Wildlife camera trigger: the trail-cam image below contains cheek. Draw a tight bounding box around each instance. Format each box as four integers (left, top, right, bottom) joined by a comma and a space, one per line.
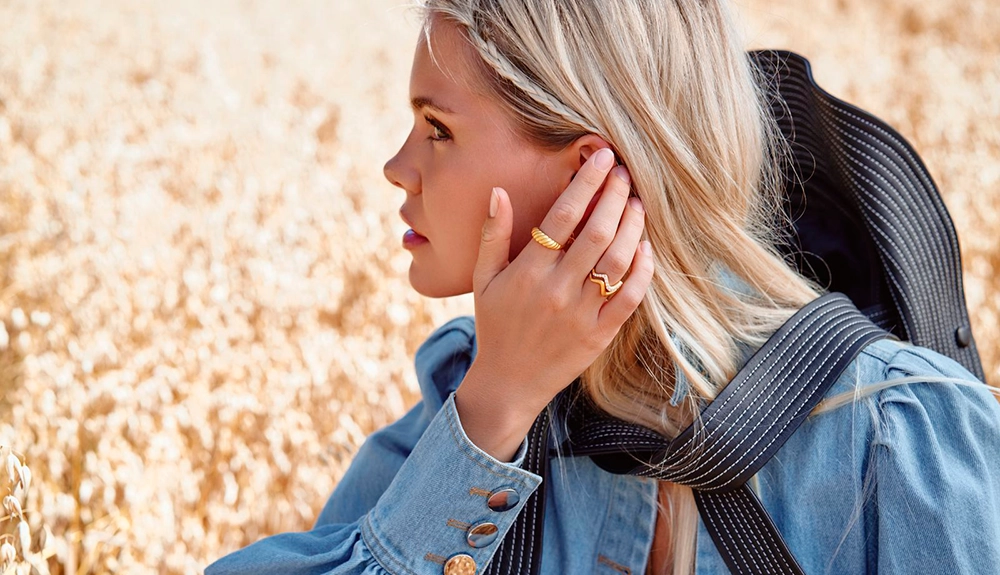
502, 165, 567, 258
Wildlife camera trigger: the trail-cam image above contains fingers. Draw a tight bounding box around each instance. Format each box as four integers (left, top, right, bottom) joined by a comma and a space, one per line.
597, 240, 654, 333
560, 163, 633, 276
531, 147, 617, 254
588, 194, 645, 290
473, 187, 512, 298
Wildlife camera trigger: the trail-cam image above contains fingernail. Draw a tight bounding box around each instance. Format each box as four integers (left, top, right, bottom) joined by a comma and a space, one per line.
641, 240, 652, 256
489, 188, 499, 218
628, 196, 643, 213
615, 166, 631, 185
594, 148, 614, 170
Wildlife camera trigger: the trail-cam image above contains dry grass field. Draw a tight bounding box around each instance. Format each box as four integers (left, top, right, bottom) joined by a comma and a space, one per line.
0, 0, 997, 572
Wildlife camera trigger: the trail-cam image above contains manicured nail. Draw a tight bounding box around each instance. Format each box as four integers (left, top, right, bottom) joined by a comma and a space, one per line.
615, 166, 631, 185
594, 148, 614, 170
628, 196, 643, 213
641, 240, 652, 256
489, 188, 499, 218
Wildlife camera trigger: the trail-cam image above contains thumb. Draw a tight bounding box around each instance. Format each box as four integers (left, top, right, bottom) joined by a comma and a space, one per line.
473, 187, 512, 297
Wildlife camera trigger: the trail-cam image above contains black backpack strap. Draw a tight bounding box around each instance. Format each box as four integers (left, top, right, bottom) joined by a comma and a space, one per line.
482, 407, 551, 575
569, 293, 891, 574
487, 293, 892, 575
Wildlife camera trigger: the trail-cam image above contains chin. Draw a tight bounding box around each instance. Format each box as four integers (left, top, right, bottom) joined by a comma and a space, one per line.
408, 265, 473, 298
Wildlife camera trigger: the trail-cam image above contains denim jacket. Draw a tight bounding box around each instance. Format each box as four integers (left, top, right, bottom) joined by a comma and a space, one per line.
207, 315, 1000, 575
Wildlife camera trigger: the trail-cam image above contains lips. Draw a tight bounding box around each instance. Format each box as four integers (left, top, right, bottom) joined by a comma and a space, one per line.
399, 208, 427, 238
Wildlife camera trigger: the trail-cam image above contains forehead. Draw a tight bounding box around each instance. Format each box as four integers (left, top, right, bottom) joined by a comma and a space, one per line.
410, 17, 491, 114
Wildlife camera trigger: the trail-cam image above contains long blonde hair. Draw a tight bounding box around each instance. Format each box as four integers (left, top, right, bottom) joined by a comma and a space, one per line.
418, 1, 820, 572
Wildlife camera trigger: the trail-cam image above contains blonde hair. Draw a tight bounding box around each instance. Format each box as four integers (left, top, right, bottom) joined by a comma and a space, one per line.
417, 1, 821, 572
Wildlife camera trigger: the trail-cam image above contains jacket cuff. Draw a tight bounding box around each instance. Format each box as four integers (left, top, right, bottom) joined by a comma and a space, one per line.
361, 392, 542, 575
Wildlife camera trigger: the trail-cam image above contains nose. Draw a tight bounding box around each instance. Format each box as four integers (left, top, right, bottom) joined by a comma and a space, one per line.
383, 144, 419, 195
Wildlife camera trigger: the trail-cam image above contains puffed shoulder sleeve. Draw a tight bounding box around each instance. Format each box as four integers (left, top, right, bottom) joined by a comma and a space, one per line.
206, 316, 540, 575
873, 346, 1000, 574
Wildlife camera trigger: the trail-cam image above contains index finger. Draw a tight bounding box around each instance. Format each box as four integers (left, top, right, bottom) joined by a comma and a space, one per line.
532, 147, 617, 252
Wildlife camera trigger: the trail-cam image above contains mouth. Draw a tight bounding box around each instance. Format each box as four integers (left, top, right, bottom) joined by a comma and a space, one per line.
399, 208, 429, 248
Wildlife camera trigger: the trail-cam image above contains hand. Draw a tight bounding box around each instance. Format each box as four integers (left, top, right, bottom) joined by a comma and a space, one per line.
455, 147, 654, 461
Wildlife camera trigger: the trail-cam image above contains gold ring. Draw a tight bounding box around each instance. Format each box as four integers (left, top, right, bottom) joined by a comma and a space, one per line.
589, 267, 624, 298
531, 227, 572, 251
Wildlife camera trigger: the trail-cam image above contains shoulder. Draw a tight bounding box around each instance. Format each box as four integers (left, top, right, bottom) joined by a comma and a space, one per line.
837, 338, 1000, 450
413, 315, 477, 412
819, 338, 1000, 449
830, 337, 987, 397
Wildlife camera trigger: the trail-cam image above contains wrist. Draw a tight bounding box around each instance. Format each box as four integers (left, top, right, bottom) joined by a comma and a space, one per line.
454, 362, 546, 462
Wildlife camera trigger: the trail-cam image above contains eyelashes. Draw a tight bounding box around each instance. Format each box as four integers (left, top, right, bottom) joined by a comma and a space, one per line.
424, 115, 452, 142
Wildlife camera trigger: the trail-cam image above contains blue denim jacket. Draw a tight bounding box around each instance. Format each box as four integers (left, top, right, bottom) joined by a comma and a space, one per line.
207, 315, 1000, 574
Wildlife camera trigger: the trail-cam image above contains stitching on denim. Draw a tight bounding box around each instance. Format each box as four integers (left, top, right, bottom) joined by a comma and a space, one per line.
424, 553, 446, 564
469, 487, 492, 497
597, 554, 632, 574
360, 513, 420, 575
447, 518, 472, 531
444, 399, 538, 488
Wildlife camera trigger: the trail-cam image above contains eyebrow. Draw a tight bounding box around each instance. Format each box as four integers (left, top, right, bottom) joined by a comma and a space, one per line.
410, 96, 456, 115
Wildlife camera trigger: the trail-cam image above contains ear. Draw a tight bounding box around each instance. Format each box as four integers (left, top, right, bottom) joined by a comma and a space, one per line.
556, 134, 615, 187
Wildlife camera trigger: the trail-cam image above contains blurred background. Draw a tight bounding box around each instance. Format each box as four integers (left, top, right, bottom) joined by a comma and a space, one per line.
0, 0, 996, 572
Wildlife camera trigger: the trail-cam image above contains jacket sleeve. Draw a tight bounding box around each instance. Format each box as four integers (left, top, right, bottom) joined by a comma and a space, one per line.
874, 346, 1000, 574
205, 317, 541, 575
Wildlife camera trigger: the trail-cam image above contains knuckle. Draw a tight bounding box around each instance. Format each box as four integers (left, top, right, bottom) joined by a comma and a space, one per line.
540, 289, 567, 312
585, 329, 609, 351
516, 265, 542, 286
550, 203, 577, 228
630, 207, 647, 228
609, 179, 631, 200
620, 287, 643, 308
606, 251, 631, 275
586, 225, 614, 247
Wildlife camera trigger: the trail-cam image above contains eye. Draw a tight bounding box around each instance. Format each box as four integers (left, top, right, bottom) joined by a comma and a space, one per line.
424, 115, 452, 142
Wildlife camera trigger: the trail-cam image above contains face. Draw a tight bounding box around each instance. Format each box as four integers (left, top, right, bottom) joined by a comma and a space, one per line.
384, 18, 571, 298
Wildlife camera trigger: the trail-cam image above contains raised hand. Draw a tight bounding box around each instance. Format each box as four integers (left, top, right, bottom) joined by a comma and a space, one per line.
456, 147, 654, 461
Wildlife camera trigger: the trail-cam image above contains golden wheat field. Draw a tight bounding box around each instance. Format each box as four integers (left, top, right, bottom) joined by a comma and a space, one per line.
0, 0, 997, 573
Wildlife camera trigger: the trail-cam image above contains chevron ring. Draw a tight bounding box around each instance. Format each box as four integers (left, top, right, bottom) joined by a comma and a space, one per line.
589, 267, 624, 298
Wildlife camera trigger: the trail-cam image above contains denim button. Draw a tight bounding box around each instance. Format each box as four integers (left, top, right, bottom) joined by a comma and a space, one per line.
466, 522, 499, 548
487, 488, 519, 512
444, 553, 476, 575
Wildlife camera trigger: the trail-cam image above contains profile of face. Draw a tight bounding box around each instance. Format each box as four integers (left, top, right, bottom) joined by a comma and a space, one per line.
384, 16, 606, 298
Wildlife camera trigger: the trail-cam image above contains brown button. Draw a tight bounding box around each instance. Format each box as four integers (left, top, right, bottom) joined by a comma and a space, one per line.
487, 488, 519, 512
444, 553, 477, 575
466, 522, 499, 548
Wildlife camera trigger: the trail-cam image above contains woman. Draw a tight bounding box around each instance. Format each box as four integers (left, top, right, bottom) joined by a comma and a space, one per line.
207, 0, 1000, 573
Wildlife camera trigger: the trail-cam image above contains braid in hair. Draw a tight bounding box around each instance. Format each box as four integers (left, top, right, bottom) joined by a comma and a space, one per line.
439, 8, 604, 136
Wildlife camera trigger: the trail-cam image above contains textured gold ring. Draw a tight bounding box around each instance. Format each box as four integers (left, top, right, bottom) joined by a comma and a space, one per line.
589, 267, 624, 298
531, 226, 572, 251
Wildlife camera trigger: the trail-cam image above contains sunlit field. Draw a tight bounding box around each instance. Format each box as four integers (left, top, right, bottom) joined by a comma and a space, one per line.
0, 0, 997, 572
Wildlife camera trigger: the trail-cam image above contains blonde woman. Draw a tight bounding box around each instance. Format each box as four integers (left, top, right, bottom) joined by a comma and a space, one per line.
208, 1, 1000, 574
